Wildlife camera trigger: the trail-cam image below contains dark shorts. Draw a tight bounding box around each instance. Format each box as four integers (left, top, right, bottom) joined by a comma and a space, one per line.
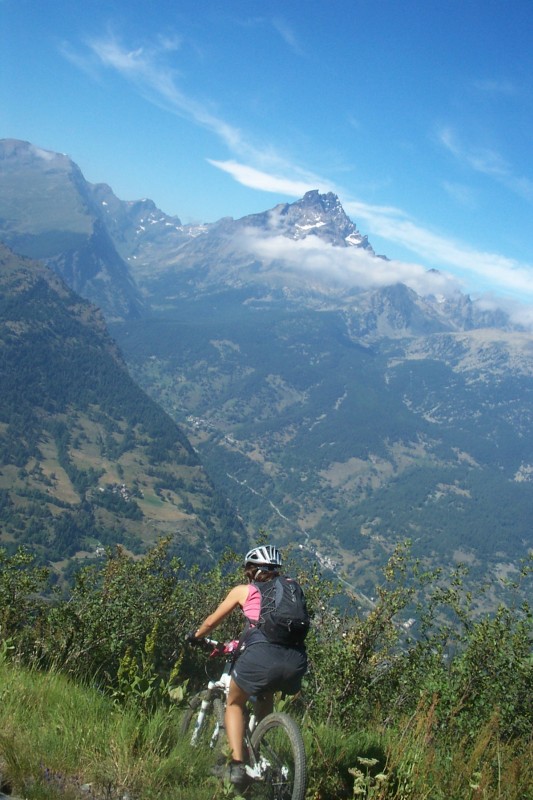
231, 641, 307, 697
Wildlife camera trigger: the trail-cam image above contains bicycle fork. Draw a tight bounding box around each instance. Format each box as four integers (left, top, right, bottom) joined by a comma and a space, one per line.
191, 672, 231, 746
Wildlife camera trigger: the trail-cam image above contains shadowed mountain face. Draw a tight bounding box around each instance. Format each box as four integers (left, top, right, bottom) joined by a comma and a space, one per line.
0, 243, 246, 574
2, 139, 532, 604
0, 140, 143, 320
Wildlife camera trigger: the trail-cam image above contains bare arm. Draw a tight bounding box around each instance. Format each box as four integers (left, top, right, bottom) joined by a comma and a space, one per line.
194, 584, 248, 639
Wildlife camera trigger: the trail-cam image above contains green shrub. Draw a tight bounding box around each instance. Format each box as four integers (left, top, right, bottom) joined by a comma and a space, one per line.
0, 541, 531, 799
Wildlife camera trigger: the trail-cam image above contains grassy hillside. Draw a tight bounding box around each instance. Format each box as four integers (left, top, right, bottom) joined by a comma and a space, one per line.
0, 660, 208, 800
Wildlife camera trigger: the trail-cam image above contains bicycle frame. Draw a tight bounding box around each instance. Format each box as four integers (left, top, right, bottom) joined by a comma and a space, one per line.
188, 639, 274, 780
185, 637, 307, 796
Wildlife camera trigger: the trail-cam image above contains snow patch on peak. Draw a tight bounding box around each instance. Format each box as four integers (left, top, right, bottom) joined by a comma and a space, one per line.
345, 232, 364, 247
296, 221, 327, 231
183, 224, 209, 238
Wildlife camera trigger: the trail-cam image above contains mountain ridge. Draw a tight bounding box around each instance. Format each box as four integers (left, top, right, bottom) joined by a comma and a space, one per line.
0, 139, 522, 338
1, 139, 532, 605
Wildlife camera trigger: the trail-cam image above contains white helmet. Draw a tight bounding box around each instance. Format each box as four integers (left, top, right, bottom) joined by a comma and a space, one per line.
244, 545, 282, 568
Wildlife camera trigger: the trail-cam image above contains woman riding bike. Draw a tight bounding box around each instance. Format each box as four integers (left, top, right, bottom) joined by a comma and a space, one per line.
188, 545, 308, 788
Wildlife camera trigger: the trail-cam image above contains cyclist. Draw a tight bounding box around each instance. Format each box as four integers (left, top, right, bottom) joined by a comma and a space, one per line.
188, 545, 307, 787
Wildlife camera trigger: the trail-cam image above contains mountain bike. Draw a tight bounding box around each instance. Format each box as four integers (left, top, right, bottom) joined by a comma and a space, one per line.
181, 638, 307, 800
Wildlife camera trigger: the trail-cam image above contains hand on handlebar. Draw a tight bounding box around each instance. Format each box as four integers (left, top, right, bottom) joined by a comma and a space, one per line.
185, 632, 220, 650
185, 633, 238, 656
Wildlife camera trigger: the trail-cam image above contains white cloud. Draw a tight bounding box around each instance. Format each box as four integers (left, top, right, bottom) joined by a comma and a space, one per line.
60, 40, 103, 82
75, 33, 318, 177
207, 159, 319, 196
472, 79, 520, 97
438, 126, 533, 201
344, 197, 533, 299
237, 227, 460, 298
272, 17, 304, 55
442, 181, 478, 210
81, 33, 247, 153
234, 226, 533, 329
206, 158, 533, 304
63, 31, 533, 310
439, 127, 508, 176
30, 145, 56, 162
475, 294, 533, 329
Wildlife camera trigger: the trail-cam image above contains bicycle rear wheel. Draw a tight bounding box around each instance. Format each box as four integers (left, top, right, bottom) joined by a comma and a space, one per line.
247, 712, 306, 800
180, 690, 225, 750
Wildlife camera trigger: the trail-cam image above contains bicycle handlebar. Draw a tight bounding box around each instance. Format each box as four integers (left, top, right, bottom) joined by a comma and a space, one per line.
189, 636, 240, 658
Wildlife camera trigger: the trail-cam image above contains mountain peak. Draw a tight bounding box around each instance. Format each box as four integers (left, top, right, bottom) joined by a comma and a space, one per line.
238, 189, 374, 252
278, 190, 374, 250
0, 139, 143, 320
300, 188, 341, 209
0, 138, 75, 173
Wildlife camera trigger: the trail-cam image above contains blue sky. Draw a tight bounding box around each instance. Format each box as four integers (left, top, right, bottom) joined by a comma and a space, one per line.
2, 0, 533, 318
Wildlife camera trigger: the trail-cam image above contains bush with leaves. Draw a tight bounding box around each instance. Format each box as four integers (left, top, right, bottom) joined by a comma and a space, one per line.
435, 604, 533, 742
303, 542, 424, 728
0, 546, 49, 645
31, 540, 243, 690
1, 538, 532, 799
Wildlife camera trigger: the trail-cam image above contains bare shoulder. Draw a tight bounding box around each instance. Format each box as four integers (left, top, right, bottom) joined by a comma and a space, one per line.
227, 583, 249, 606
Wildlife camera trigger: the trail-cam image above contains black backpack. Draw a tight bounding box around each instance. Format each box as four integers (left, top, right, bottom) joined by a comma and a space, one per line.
252, 576, 310, 646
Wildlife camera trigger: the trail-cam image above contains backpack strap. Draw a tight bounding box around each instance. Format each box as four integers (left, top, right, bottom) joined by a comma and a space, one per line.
253, 577, 280, 622
236, 577, 283, 652
235, 580, 270, 655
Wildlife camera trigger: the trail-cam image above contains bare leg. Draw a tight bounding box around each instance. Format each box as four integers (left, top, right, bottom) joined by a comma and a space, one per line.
226, 678, 249, 762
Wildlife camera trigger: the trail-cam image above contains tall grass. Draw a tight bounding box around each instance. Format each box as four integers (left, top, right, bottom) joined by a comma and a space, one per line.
366, 701, 533, 800
1, 657, 531, 799
0, 659, 216, 800
300, 702, 533, 799
1, 543, 531, 799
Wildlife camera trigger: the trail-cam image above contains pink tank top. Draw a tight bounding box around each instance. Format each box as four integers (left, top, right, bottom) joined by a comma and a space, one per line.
242, 583, 261, 623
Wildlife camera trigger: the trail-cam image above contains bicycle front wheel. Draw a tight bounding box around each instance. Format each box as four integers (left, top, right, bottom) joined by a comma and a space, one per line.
248, 712, 306, 800
180, 690, 225, 750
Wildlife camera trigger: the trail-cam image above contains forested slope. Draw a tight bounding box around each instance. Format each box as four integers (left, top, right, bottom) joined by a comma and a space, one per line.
0, 244, 245, 577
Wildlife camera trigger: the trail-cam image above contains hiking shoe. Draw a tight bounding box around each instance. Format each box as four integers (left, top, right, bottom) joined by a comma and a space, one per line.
229, 761, 247, 787
210, 760, 248, 788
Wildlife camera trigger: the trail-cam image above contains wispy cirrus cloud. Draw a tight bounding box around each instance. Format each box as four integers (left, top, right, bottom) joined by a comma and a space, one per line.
472, 78, 520, 97
62, 32, 533, 309
440, 126, 510, 177
442, 181, 478, 210
65, 31, 313, 176
63, 32, 248, 153
438, 126, 533, 201
207, 159, 323, 197
272, 17, 304, 55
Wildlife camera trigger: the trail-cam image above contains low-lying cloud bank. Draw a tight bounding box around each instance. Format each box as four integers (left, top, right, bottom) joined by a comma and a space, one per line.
237, 227, 533, 329
240, 228, 457, 295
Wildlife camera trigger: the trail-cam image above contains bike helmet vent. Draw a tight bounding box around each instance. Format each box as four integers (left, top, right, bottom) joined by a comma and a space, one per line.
244, 545, 282, 568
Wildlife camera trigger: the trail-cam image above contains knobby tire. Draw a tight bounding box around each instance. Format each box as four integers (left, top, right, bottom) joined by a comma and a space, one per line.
248, 711, 306, 800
